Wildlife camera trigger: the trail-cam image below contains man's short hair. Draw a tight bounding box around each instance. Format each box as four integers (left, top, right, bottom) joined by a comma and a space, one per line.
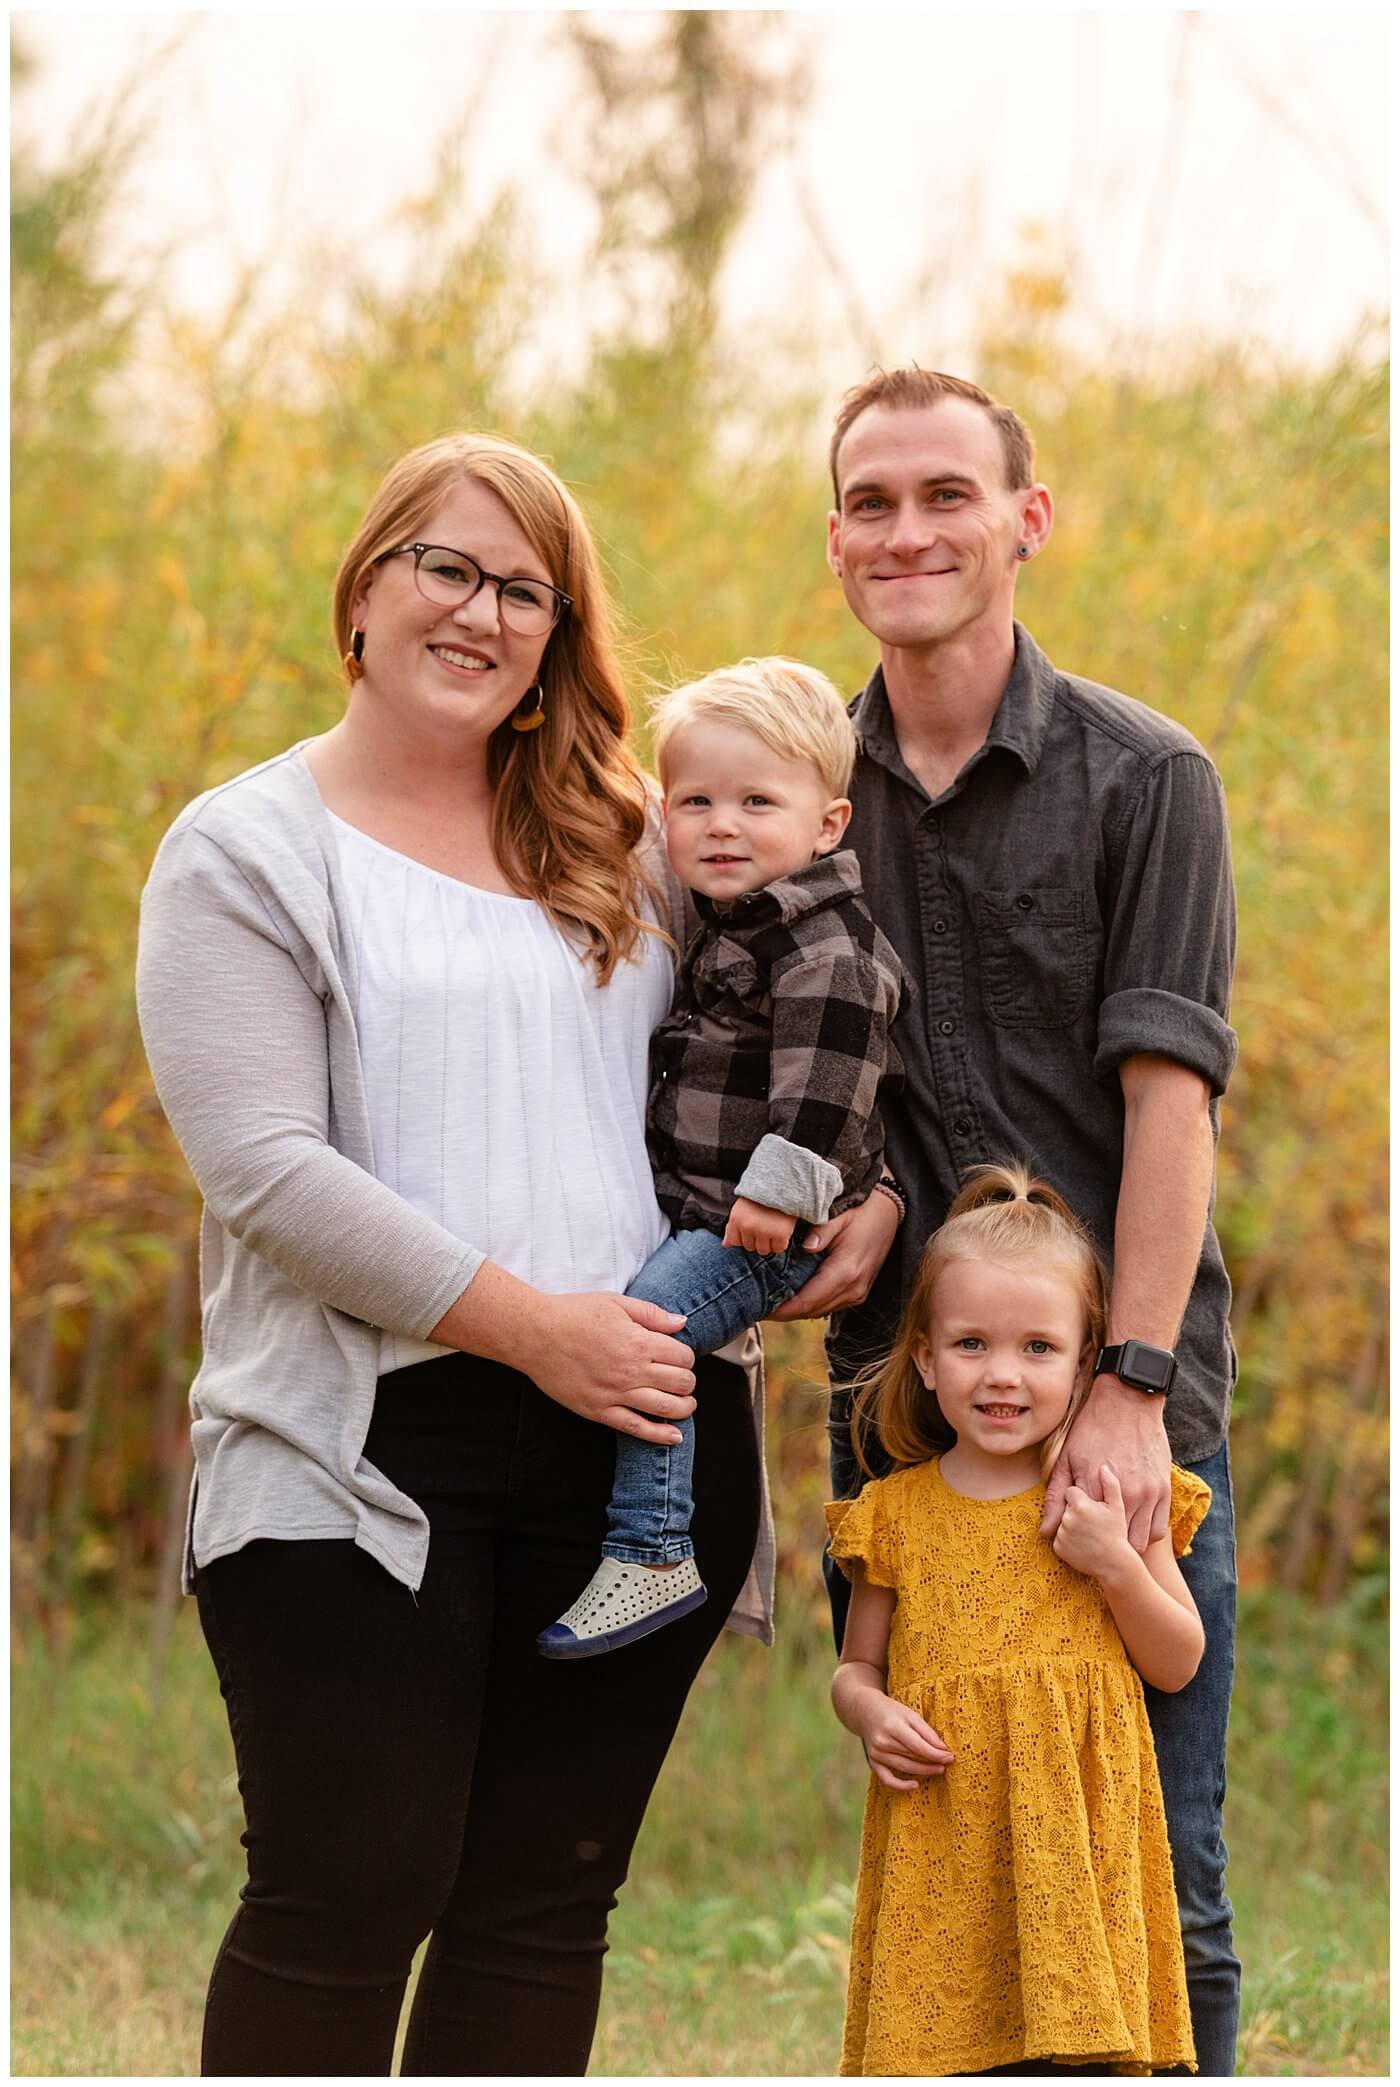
829, 366, 1035, 500
652, 657, 856, 799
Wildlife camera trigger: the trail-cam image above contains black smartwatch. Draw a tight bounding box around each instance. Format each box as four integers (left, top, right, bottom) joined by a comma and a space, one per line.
1095, 1340, 1177, 1396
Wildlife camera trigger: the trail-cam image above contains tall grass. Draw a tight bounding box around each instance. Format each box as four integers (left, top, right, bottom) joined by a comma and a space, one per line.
10, 1586, 1388, 2075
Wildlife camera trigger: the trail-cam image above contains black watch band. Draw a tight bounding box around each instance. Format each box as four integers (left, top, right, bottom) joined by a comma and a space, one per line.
1095, 1340, 1177, 1396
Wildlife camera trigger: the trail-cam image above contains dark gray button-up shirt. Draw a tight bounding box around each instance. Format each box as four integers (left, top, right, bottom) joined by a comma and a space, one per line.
830, 624, 1238, 1465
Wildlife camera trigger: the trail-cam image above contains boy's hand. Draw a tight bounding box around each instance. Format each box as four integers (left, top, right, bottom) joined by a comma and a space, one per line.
1051, 1464, 1137, 1582
857, 1696, 954, 1793
723, 1196, 797, 1255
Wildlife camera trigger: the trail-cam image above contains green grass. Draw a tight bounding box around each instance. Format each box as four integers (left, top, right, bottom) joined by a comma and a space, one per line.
11, 1588, 1388, 2075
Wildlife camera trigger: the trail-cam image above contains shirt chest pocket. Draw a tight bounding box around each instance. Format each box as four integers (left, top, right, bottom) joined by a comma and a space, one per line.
974, 885, 1093, 1029
695, 942, 761, 1017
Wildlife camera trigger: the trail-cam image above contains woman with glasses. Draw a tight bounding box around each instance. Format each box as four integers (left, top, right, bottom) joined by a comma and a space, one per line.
135, 434, 771, 2074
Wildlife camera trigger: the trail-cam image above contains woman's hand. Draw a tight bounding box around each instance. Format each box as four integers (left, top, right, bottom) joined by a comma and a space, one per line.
430, 1265, 697, 1445
518, 1292, 698, 1444
767, 1190, 900, 1320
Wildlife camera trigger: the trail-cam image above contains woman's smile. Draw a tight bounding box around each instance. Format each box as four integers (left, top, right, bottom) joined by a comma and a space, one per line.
429, 642, 495, 676
431, 642, 498, 676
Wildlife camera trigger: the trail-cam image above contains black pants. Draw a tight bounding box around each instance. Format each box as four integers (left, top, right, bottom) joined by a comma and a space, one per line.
193, 1350, 761, 2076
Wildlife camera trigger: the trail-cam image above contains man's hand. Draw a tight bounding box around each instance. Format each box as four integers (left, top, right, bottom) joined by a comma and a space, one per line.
723, 1196, 797, 1255
767, 1190, 900, 1320
1040, 1375, 1171, 1552
1055, 1050, 1209, 1551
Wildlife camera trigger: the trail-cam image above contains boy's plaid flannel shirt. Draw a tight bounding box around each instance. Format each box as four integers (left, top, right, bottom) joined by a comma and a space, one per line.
647, 849, 904, 1234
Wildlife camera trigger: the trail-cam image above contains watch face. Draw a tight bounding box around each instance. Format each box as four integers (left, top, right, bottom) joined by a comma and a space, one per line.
1121, 1340, 1174, 1391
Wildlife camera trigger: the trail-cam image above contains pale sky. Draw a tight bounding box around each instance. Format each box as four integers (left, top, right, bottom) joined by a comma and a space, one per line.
12, 8, 1390, 390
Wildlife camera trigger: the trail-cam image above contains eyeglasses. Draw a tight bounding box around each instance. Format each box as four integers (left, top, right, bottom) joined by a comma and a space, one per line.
380, 542, 572, 637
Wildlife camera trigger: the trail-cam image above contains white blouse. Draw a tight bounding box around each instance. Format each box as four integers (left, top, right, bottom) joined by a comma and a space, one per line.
328, 813, 674, 1374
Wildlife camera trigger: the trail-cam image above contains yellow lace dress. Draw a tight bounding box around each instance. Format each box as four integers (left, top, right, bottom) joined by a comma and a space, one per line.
826, 1460, 1210, 2077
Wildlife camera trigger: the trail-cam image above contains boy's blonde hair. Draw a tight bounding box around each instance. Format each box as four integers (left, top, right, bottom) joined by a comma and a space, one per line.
851, 1160, 1109, 1482
651, 656, 856, 798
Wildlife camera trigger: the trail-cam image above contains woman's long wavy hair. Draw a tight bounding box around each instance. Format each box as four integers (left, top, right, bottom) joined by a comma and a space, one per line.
851, 1160, 1109, 1481
332, 433, 662, 983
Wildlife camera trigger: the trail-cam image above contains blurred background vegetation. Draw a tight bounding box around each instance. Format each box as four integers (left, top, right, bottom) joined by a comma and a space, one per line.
10, 13, 1388, 2077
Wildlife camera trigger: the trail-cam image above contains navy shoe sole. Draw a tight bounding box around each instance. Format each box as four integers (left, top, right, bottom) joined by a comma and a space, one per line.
535, 1582, 708, 1660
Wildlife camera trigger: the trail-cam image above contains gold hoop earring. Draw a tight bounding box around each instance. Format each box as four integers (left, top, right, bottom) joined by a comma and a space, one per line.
511, 683, 545, 733
343, 628, 366, 682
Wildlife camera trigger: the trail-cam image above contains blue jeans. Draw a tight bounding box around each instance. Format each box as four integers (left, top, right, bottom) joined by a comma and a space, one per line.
1141, 1441, 1242, 2077
825, 1430, 1241, 2077
603, 1228, 822, 1566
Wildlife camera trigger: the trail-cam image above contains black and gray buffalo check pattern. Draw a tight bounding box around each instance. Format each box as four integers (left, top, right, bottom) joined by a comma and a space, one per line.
648, 850, 904, 1234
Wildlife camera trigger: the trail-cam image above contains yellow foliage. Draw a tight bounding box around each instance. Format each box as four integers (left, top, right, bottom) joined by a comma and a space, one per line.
9, 186, 1387, 1608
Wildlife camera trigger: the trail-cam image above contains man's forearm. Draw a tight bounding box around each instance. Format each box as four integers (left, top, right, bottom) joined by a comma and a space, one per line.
1108, 1053, 1216, 1353
1043, 1055, 1216, 1545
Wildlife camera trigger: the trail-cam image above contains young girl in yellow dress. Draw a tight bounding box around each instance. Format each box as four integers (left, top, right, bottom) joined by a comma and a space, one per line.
828, 1163, 1207, 2077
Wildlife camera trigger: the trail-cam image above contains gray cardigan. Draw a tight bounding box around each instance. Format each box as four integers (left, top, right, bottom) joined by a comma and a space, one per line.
135, 742, 775, 1641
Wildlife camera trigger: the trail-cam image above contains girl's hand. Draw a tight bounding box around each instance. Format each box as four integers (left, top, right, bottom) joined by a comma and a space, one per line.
1041, 1379, 1172, 1551
857, 1696, 954, 1793
723, 1196, 797, 1255
518, 1292, 698, 1445
1051, 1463, 1137, 1582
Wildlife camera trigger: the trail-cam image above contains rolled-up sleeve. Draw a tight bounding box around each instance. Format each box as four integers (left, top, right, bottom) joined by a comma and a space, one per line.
1093, 751, 1238, 1096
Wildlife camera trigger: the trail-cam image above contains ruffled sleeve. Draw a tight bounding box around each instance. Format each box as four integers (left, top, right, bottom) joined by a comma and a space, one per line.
825, 1478, 898, 1589
1169, 1466, 1212, 1557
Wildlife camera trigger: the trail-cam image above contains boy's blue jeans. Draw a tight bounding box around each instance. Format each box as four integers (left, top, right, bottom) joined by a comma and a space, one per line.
603, 1227, 822, 1565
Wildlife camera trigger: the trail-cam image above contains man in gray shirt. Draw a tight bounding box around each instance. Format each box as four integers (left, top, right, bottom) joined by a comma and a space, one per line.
776, 367, 1241, 2072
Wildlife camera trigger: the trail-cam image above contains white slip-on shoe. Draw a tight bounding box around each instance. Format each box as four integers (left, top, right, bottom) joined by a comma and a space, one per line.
536, 1556, 708, 1660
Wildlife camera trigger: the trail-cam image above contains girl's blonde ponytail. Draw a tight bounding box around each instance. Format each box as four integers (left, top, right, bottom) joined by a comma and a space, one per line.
945, 1158, 1079, 1227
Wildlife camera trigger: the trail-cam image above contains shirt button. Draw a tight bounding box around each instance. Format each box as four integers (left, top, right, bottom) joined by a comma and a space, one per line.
932, 918, 949, 934
953, 1117, 972, 1137
938, 1019, 956, 1036
1015, 893, 1035, 911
